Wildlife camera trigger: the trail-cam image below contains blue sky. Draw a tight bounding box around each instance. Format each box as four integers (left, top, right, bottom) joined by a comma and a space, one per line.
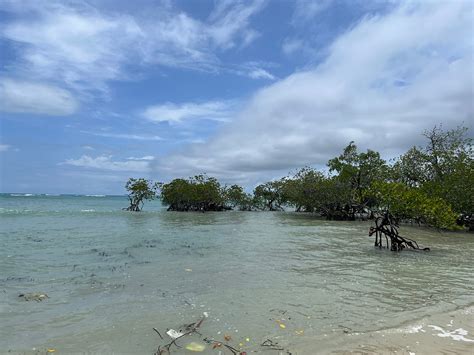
0, 0, 472, 194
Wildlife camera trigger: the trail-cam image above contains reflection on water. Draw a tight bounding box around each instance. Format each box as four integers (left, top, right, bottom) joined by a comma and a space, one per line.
0, 195, 473, 353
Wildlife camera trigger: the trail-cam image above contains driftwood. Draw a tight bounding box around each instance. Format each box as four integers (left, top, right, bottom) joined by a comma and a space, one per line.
154, 317, 205, 355
369, 212, 430, 251
261, 339, 285, 351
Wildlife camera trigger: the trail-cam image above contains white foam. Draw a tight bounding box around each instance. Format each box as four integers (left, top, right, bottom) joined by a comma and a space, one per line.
428, 325, 474, 342
406, 325, 425, 333
391, 324, 426, 334
461, 306, 474, 315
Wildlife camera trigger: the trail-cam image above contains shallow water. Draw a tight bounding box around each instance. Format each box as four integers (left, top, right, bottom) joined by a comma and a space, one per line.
1, 194, 473, 354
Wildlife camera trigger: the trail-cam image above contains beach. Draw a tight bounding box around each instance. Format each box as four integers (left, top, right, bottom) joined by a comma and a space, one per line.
297, 305, 474, 354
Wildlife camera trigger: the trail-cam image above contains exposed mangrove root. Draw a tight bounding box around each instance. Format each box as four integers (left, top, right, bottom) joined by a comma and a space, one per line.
122, 196, 143, 211
369, 212, 430, 251
166, 202, 232, 212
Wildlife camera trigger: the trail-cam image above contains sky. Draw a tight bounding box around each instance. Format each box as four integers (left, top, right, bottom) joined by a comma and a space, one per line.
0, 0, 472, 194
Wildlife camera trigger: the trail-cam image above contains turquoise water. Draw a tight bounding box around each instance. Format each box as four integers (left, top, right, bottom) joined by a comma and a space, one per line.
1, 194, 473, 354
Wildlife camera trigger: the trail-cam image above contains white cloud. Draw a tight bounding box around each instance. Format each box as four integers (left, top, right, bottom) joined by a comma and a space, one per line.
0, 79, 78, 115
0, 144, 11, 152
140, 11, 216, 71
231, 61, 277, 80
207, 0, 265, 49
1, 0, 267, 96
127, 156, 155, 161
143, 100, 237, 123
247, 68, 276, 80
1, 3, 142, 94
139, 1, 266, 70
62, 155, 152, 172
282, 38, 304, 56
292, 0, 331, 24
156, 1, 473, 183
80, 131, 162, 141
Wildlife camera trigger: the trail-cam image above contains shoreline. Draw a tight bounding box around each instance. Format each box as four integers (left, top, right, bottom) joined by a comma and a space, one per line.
294, 304, 474, 354
3, 305, 473, 354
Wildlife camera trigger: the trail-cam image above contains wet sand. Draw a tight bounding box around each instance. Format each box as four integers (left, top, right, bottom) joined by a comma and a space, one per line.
296, 305, 474, 354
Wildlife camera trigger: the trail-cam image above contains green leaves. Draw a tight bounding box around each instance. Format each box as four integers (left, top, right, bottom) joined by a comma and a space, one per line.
370, 181, 458, 229
224, 184, 253, 210
389, 124, 473, 228
124, 178, 159, 211
253, 180, 287, 211
328, 141, 388, 205
128, 125, 472, 230
160, 174, 232, 211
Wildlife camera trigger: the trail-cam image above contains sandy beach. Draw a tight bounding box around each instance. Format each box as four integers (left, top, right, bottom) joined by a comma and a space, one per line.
296, 305, 474, 354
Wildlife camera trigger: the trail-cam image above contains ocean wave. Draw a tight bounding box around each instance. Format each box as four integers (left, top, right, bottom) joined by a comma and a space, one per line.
81, 209, 96, 212
0, 208, 34, 214
10, 193, 35, 197
85, 195, 106, 197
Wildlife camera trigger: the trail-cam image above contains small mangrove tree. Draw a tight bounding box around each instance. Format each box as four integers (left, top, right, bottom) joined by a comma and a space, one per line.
124, 178, 159, 211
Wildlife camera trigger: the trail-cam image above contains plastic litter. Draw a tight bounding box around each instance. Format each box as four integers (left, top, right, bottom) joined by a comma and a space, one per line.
166, 329, 184, 339
19, 293, 49, 302
185, 342, 205, 352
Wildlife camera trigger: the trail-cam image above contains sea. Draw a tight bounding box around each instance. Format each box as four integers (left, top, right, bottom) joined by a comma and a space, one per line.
1, 193, 473, 354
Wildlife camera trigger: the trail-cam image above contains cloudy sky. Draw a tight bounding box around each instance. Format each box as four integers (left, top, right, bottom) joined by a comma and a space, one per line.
0, 0, 472, 194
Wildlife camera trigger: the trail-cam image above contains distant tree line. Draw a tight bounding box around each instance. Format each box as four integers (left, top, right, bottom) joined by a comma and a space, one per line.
125, 125, 473, 231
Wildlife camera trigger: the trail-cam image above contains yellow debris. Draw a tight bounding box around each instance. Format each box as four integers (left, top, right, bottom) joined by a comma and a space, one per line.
185, 342, 205, 352
245, 337, 250, 342
279, 323, 286, 329
47, 349, 56, 353
295, 330, 304, 335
